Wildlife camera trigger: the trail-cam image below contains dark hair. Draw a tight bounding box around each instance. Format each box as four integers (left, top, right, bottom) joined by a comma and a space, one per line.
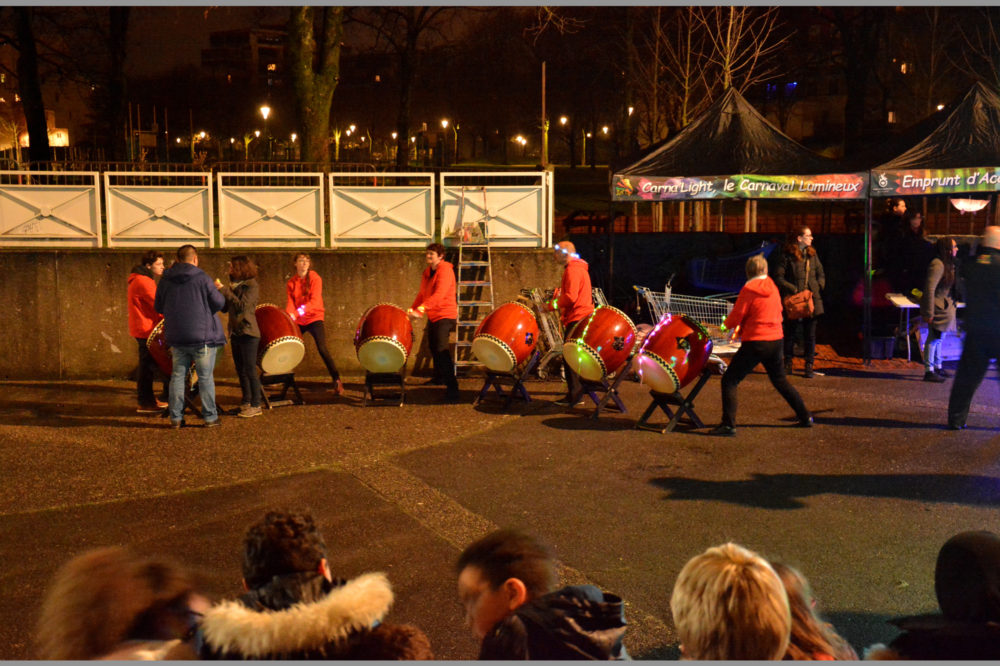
426, 242, 446, 257
904, 211, 925, 238
784, 226, 815, 260
229, 255, 258, 281
242, 510, 328, 590
293, 253, 312, 299
177, 244, 197, 263
141, 250, 163, 267
888, 197, 906, 212
456, 529, 557, 599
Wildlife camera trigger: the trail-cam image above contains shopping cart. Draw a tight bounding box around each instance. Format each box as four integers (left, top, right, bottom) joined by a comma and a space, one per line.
634, 284, 739, 353
520, 287, 612, 379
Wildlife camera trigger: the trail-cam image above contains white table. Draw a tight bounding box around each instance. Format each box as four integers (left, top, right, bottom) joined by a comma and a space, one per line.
885, 292, 964, 362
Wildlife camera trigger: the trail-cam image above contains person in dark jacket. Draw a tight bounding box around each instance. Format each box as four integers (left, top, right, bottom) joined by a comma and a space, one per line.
154, 244, 226, 428
947, 226, 1000, 430
198, 509, 432, 660
920, 236, 958, 383
897, 211, 934, 296
127, 250, 167, 413
775, 226, 825, 378
864, 531, 1000, 660
456, 528, 628, 660
218, 256, 262, 418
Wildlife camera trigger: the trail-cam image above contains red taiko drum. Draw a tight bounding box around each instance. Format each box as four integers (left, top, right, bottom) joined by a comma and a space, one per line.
146, 319, 173, 376
563, 305, 637, 382
354, 303, 413, 374
255, 303, 305, 375
636, 313, 714, 393
472, 302, 539, 373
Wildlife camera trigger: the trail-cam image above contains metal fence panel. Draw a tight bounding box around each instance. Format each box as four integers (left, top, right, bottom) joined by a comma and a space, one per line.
105, 172, 213, 248
329, 172, 434, 247
218, 172, 324, 248
440, 171, 552, 247
0, 171, 101, 247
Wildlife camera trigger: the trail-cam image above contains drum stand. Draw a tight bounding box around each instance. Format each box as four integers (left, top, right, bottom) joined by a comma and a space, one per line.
364, 372, 405, 407
474, 350, 541, 408
576, 356, 635, 420
260, 372, 304, 409
635, 360, 723, 434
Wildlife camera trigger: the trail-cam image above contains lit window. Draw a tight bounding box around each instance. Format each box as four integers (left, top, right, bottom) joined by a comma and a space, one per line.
900, 62, 909, 74
267, 63, 277, 71
14, 93, 19, 101
374, 74, 380, 82
888, 111, 897, 124
227, 74, 232, 83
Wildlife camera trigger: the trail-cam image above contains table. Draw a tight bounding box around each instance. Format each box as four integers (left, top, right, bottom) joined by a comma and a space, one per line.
885, 292, 964, 362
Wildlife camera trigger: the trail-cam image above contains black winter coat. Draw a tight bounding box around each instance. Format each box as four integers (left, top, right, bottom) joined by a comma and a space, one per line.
960, 247, 1000, 336
775, 247, 826, 317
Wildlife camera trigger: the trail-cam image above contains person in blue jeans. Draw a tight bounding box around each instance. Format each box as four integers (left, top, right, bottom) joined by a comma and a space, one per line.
154, 244, 226, 428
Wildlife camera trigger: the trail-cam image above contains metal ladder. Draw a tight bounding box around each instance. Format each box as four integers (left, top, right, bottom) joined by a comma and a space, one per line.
454, 218, 494, 372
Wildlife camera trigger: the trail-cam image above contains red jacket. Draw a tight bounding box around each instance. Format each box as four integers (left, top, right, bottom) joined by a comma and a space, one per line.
127, 268, 162, 338
286, 270, 325, 325
724, 275, 784, 341
411, 261, 458, 322
557, 258, 594, 326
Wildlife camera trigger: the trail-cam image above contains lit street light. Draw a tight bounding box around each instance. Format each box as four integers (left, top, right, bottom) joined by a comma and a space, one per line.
259, 105, 271, 160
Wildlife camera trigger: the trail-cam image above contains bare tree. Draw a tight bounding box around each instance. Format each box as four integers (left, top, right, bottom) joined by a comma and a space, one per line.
691, 6, 786, 93
287, 6, 344, 163
11, 8, 50, 162
955, 7, 1000, 89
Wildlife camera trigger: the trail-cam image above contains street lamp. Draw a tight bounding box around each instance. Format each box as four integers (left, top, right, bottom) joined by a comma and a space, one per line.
259, 105, 271, 159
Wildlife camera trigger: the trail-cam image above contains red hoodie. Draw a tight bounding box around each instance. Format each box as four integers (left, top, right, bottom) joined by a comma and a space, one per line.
724, 275, 784, 341
127, 269, 162, 338
411, 260, 458, 322
557, 257, 594, 326
286, 270, 325, 326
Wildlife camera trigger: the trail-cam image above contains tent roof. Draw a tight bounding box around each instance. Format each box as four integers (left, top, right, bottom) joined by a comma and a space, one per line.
877, 81, 1000, 170
615, 88, 839, 178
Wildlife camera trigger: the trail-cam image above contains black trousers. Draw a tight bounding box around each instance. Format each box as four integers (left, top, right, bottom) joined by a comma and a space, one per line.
563, 320, 584, 400
721, 339, 810, 428
299, 320, 340, 381
783, 316, 818, 361
231, 334, 262, 407
428, 318, 458, 392
947, 331, 1000, 427
135, 337, 166, 406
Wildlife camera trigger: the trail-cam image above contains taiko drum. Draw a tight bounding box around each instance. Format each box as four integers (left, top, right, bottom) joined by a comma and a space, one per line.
636, 313, 714, 393
562, 305, 638, 382
146, 319, 173, 376
472, 302, 540, 373
255, 303, 306, 375
354, 303, 413, 374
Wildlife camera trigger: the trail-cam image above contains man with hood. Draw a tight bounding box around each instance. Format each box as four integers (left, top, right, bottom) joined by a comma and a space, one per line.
154, 244, 226, 428
947, 226, 1000, 430
709, 253, 812, 436
553, 241, 594, 407
127, 250, 166, 413
198, 510, 432, 660
456, 528, 628, 660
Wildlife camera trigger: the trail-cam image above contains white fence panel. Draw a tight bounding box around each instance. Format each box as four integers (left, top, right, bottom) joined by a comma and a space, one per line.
0, 171, 101, 247
440, 171, 553, 248
105, 172, 213, 248
218, 172, 324, 248
329, 172, 434, 247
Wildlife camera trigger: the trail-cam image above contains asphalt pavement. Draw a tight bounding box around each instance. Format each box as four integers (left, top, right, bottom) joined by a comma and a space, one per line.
1, 350, 999, 659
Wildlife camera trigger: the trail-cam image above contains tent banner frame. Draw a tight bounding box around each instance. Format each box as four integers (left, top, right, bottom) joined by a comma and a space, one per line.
612, 172, 868, 201
870, 167, 1000, 197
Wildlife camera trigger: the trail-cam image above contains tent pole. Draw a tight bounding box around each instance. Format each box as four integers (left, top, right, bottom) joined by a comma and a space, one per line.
607, 198, 615, 302
863, 195, 873, 367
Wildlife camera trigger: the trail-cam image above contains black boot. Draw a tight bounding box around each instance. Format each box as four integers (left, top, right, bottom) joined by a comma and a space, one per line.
803, 360, 815, 379
784, 357, 794, 375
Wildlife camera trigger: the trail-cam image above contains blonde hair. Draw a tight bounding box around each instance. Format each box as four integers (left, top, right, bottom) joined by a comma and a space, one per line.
772, 562, 857, 660
746, 253, 769, 279
670, 542, 791, 660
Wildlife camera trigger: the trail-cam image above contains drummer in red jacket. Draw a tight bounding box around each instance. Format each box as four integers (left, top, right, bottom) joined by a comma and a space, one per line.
286, 253, 344, 396
553, 241, 594, 407
709, 253, 812, 436
127, 250, 166, 413
408, 242, 460, 402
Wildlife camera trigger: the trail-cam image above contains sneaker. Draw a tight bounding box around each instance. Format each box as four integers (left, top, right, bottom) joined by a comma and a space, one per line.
554, 397, 584, 407
923, 371, 946, 383
936, 368, 951, 378
204, 419, 221, 428
170, 420, 185, 429
136, 404, 162, 414
227, 403, 250, 416
238, 405, 263, 418
947, 422, 967, 431
796, 415, 814, 428
708, 424, 736, 437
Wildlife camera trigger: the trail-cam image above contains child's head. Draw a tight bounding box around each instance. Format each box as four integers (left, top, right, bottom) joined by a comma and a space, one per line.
671, 542, 791, 660
242, 510, 329, 590
455, 529, 558, 639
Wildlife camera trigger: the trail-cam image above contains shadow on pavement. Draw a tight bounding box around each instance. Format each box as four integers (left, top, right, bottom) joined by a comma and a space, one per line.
815, 415, 946, 429
540, 415, 636, 432
820, 368, 921, 380
649, 473, 1000, 509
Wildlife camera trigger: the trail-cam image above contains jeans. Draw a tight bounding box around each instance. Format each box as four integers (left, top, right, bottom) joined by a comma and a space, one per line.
721, 339, 810, 428
428, 318, 458, 393
169, 344, 220, 423
924, 328, 942, 372
231, 335, 262, 407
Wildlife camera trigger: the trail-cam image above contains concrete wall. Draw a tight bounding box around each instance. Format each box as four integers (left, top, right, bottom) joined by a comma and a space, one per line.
0, 249, 562, 380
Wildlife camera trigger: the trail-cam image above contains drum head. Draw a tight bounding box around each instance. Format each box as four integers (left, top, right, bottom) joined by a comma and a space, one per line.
358, 338, 407, 374
260, 337, 305, 375
563, 340, 605, 382
472, 336, 515, 373
637, 352, 681, 394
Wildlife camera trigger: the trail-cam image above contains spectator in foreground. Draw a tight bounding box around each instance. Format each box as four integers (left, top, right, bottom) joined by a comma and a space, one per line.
198, 509, 432, 660
34, 546, 207, 660
670, 542, 791, 660
865, 530, 1000, 660
771, 562, 857, 660
456, 528, 628, 659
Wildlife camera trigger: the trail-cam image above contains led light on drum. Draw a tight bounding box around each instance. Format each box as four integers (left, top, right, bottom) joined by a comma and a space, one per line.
471, 302, 539, 373
636, 313, 714, 393
562, 305, 638, 382
255, 303, 306, 375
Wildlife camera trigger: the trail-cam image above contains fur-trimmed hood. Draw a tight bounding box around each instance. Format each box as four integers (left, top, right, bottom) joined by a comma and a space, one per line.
199, 571, 396, 659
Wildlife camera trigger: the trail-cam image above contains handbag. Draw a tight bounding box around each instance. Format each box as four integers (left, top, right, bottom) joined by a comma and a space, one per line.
783, 258, 814, 320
